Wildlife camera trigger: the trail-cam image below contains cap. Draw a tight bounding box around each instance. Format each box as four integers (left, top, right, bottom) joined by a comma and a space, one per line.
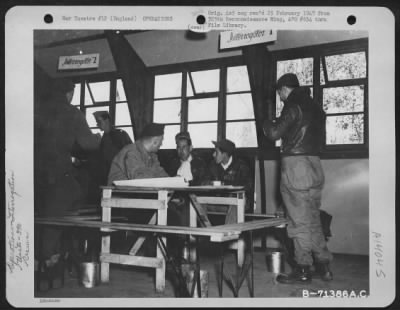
275, 73, 300, 90
93, 110, 110, 120
212, 139, 236, 154
140, 123, 165, 138
52, 78, 75, 94
175, 131, 191, 143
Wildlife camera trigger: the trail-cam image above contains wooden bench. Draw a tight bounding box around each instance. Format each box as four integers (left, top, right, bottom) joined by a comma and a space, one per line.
35, 216, 287, 297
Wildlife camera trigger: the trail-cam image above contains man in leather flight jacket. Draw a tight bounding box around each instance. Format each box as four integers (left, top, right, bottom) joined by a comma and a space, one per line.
263, 73, 333, 284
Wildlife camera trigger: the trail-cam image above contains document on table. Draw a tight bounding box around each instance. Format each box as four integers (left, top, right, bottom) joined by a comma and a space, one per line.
113, 177, 189, 187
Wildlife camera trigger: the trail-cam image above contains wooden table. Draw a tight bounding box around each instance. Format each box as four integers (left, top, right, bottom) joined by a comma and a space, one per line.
100, 185, 246, 293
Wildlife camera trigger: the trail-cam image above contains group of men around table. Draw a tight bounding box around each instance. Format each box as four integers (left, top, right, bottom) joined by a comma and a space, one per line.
35, 72, 333, 288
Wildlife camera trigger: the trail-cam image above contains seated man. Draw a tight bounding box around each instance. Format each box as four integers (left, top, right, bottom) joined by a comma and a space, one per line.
107, 122, 168, 184
207, 139, 254, 221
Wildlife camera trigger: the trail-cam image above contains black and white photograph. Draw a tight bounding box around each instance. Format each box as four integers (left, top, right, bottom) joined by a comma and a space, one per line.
5, 6, 396, 308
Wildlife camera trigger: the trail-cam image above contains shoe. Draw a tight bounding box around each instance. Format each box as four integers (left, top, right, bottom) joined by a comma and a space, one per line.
315, 262, 333, 281
276, 265, 312, 284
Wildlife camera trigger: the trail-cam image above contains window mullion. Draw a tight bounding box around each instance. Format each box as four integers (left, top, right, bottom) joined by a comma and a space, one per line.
181, 70, 188, 131
109, 78, 117, 125
218, 66, 227, 140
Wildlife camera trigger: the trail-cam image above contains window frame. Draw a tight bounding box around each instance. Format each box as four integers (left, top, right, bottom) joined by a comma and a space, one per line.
270, 38, 369, 159
150, 56, 258, 150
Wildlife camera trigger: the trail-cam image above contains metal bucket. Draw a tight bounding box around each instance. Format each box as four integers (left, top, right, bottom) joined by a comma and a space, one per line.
266, 251, 285, 274
79, 262, 100, 288
181, 264, 209, 297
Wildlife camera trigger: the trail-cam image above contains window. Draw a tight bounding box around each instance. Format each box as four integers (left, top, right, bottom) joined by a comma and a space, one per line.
273, 39, 368, 154
153, 64, 257, 149
72, 78, 135, 142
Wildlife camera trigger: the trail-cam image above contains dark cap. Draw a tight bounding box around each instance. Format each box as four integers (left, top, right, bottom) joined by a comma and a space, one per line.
212, 139, 236, 154
140, 123, 165, 138
175, 131, 191, 143
275, 73, 300, 90
93, 110, 110, 120
52, 78, 75, 94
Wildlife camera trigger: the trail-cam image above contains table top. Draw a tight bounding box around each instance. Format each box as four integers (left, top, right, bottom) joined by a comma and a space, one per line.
101, 185, 245, 193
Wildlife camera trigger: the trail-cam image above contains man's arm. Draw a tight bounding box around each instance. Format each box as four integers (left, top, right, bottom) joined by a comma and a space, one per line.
74, 110, 101, 150
263, 105, 299, 141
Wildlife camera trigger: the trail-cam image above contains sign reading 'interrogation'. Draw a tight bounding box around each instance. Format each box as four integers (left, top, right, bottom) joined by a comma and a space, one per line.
220, 29, 277, 49
58, 53, 100, 70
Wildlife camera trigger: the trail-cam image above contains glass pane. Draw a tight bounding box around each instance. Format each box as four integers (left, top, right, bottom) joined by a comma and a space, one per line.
186, 74, 194, 97
226, 94, 254, 120
153, 99, 181, 123
276, 87, 312, 117
160, 124, 180, 149
226, 121, 257, 148
116, 79, 126, 102
189, 69, 220, 94
325, 52, 367, 80
227, 66, 251, 92
70, 83, 81, 106
188, 98, 218, 122
277, 58, 313, 86
326, 114, 364, 145
154, 73, 182, 99
187, 123, 218, 148
323, 86, 364, 114
115, 102, 131, 126
89, 81, 110, 102
115, 126, 135, 142
85, 106, 110, 128
320, 58, 325, 85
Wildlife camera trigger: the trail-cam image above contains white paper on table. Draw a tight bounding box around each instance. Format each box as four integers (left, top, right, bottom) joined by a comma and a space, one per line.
113, 176, 188, 188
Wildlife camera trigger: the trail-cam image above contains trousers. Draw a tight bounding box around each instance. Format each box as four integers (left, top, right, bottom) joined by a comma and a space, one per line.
280, 156, 333, 266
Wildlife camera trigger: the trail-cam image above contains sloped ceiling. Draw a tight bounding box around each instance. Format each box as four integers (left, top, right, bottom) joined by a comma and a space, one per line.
34, 30, 368, 78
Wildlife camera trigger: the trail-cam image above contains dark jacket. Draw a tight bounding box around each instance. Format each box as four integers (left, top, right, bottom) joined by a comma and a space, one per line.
208, 156, 254, 211
263, 87, 326, 156
167, 153, 210, 186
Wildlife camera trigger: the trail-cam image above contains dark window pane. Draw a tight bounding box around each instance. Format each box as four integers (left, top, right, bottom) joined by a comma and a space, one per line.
115, 102, 131, 126
227, 66, 251, 92
325, 52, 367, 80
323, 86, 364, 114
160, 125, 180, 149
187, 123, 218, 148
188, 69, 219, 94
188, 97, 218, 122
116, 79, 126, 102
277, 57, 313, 86
71, 83, 81, 106
86, 106, 109, 128
89, 81, 110, 102
154, 73, 182, 99
153, 99, 181, 124
326, 114, 364, 145
226, 121, 257, 147
226, 93, 254, 120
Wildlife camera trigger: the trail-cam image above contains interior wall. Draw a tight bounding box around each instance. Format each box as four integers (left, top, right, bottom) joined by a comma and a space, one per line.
255, 158, 369, 255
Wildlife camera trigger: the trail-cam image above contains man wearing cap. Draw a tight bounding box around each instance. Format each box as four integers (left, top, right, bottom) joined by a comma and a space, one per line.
93, 111, 132, 185
263, 73, 333, 284
208, 139, 253, 214
107, 122, 169, 185
35, 78, 101, 273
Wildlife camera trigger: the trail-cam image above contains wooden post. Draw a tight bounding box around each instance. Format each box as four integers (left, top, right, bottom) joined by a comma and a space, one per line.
101, 188, 112, 283
155, 190, 168, 293
189, 198, 197, 262
237, 191, 246, 267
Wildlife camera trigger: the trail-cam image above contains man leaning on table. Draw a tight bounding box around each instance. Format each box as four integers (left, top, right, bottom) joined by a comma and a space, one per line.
107, 122, 169, 185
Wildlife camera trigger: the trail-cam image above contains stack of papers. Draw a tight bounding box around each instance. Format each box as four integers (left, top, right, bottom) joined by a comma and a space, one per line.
113, 177, 188, 188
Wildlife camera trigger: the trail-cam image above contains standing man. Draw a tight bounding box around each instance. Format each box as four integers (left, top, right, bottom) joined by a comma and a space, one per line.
107, 122, 168, 185
35, 78, 101, 270
263, 73, 333, 284
93, 111, 132, 185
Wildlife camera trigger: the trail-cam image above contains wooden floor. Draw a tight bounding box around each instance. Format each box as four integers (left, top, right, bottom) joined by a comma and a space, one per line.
35, 242, 369, 301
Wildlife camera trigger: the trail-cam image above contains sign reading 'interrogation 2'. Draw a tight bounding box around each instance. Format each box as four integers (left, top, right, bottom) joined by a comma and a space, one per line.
58, 53, 100, 70
220, 30, 277, 49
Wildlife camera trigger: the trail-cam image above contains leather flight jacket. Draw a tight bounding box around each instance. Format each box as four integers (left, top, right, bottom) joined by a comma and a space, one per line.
263, 87, 326, 156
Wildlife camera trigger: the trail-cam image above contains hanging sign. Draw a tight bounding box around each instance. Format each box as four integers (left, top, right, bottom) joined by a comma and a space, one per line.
58, 53, 100, 70
220, 29, 277, 49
